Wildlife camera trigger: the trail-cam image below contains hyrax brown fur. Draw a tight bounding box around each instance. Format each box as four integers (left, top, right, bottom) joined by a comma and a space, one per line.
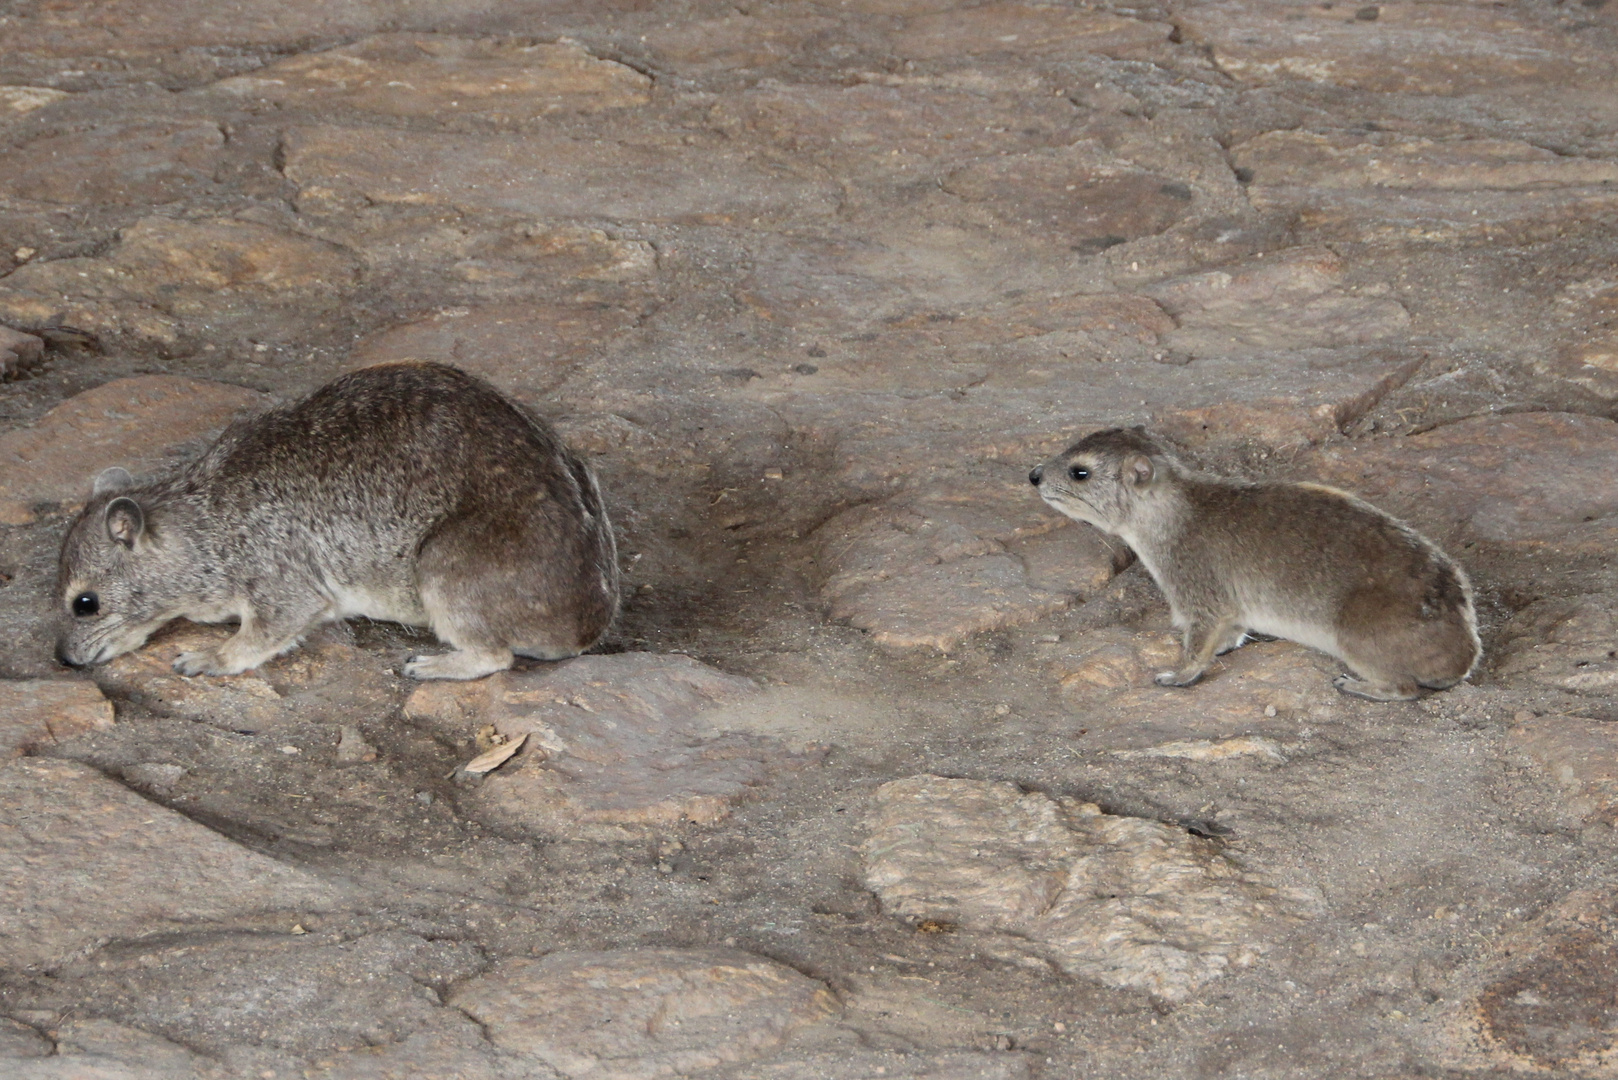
57, 362, 619, 681
1030, 428, 1480, 701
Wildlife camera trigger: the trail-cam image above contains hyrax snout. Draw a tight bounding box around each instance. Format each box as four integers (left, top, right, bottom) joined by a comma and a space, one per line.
56, 361, 620, 681
1030, 427, 1481, 701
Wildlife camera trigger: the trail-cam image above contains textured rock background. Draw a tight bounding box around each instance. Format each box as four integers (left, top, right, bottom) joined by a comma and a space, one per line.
1, 0, 1616, 1075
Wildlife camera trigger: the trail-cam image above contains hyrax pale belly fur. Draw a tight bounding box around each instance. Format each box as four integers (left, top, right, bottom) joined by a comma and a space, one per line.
1030, 428, 1480, 701
57, 361, 620, 681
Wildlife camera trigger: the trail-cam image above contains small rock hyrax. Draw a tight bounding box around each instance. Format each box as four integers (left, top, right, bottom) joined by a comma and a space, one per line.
56, 361, 620, 681
1030, 427, 1481, 701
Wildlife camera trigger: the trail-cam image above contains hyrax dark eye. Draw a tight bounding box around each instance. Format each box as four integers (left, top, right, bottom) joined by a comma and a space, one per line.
1068, 465, 1090, 481
72, 592, 100, 617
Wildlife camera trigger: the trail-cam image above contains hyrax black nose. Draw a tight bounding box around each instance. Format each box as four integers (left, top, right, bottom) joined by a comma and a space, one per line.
1029, 465, 1044, 486
55, 641, 84, 669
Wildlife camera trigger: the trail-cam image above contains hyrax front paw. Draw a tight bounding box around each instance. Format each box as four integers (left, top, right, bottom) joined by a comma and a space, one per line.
174, 650, 233, 677
1154, 668, 1204, 688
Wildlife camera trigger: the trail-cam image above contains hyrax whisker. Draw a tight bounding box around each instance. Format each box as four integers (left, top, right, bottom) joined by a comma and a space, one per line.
1030, 427, 1480, 701
55, 362, 620, 681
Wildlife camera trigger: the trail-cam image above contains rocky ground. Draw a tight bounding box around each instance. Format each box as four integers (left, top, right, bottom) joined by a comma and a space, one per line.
1, 0, 1617, 1076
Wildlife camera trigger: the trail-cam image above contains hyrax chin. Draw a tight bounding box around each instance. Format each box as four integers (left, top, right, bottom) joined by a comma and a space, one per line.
1029, 427, 1481, 702
56, 361, 620, 682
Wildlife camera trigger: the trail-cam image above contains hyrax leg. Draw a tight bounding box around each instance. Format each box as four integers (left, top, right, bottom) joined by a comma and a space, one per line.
1332, 672, 1421, 702
1331, 614, 1466, 702
404, 579, 515, 681
405, 515, 528, 682
403, 636, 513, 681
1155, 615, 1238, 688
1213, 624, 1250, 657
174, 605, 318, 677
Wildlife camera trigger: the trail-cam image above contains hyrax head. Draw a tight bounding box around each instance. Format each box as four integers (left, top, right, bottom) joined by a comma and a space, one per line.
1028, 426, 1176, 534
55, 468, 179, 668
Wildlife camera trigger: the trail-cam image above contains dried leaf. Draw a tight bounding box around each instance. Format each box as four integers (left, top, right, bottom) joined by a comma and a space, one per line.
462, 732, 528, 775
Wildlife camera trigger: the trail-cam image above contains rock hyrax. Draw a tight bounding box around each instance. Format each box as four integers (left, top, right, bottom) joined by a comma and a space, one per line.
1030, 427, 1480, 701
57, 361, 619, 681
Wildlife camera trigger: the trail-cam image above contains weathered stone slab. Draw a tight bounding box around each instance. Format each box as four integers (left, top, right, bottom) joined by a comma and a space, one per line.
0, 0, 473, 53
0, 375, 264, 524
826, 343, 1424, 495
351, 300, 639, 400
1546, 278, 1618, 402
1304, 413, 1618, 555
0, 679, 115, 757
1111, 736, 1287, 765
52, 930, 484, 1056
1058, 636, 1344, 744
0, 217, 362, 349
449, 947, 837, 1078
405, 653, 820, 839
0, 758, 339, 970
0, 86, 67, 115
819, 483, 1121, 651
1237, 132, 1618, 194
111, 217, 362, 304
0, 325, 45, 380
284, 125, 838, 224
1047, 627, 1181, 695
94, 623, 401, 731
863, 776, 1317, 1001
708, 1050, 1032, 1080
0, 120, 226, 206
891, 3, 1171, 60
1508, 714, 1618, 825
0, 1017, 51, 1058
302, 1027, 531, 1080
1447, 889, 1618, 1073
1495, 597, 1618, 695
2, 1018, 214, 1079
1144, 247, 1410, 355
942, 148, 1194, 253
1180, 0, 1612, 95
1232, 132, 1618, 241
0, 267, 182, 353
212, 35, 649, 118
716, 80, 1090, 181
644, 15, 839, 72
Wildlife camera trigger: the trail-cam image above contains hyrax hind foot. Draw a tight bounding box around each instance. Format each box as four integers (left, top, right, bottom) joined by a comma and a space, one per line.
1332, 673, 1421, 702
1155, 667, 1207, 688
404, 648, 513, 681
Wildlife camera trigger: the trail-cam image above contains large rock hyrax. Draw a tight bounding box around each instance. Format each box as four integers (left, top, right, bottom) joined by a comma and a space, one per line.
1030, 427, 1481, 701
56, 361, 620, 681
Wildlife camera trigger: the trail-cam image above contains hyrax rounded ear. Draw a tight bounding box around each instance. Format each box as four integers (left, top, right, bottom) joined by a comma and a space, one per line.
92, 467, 134, 497
104, 497, 145, 549
1124, 453, 1155, 487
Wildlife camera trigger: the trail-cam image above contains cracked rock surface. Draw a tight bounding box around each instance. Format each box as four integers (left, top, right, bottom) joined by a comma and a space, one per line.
1, 0, 1617, 1075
